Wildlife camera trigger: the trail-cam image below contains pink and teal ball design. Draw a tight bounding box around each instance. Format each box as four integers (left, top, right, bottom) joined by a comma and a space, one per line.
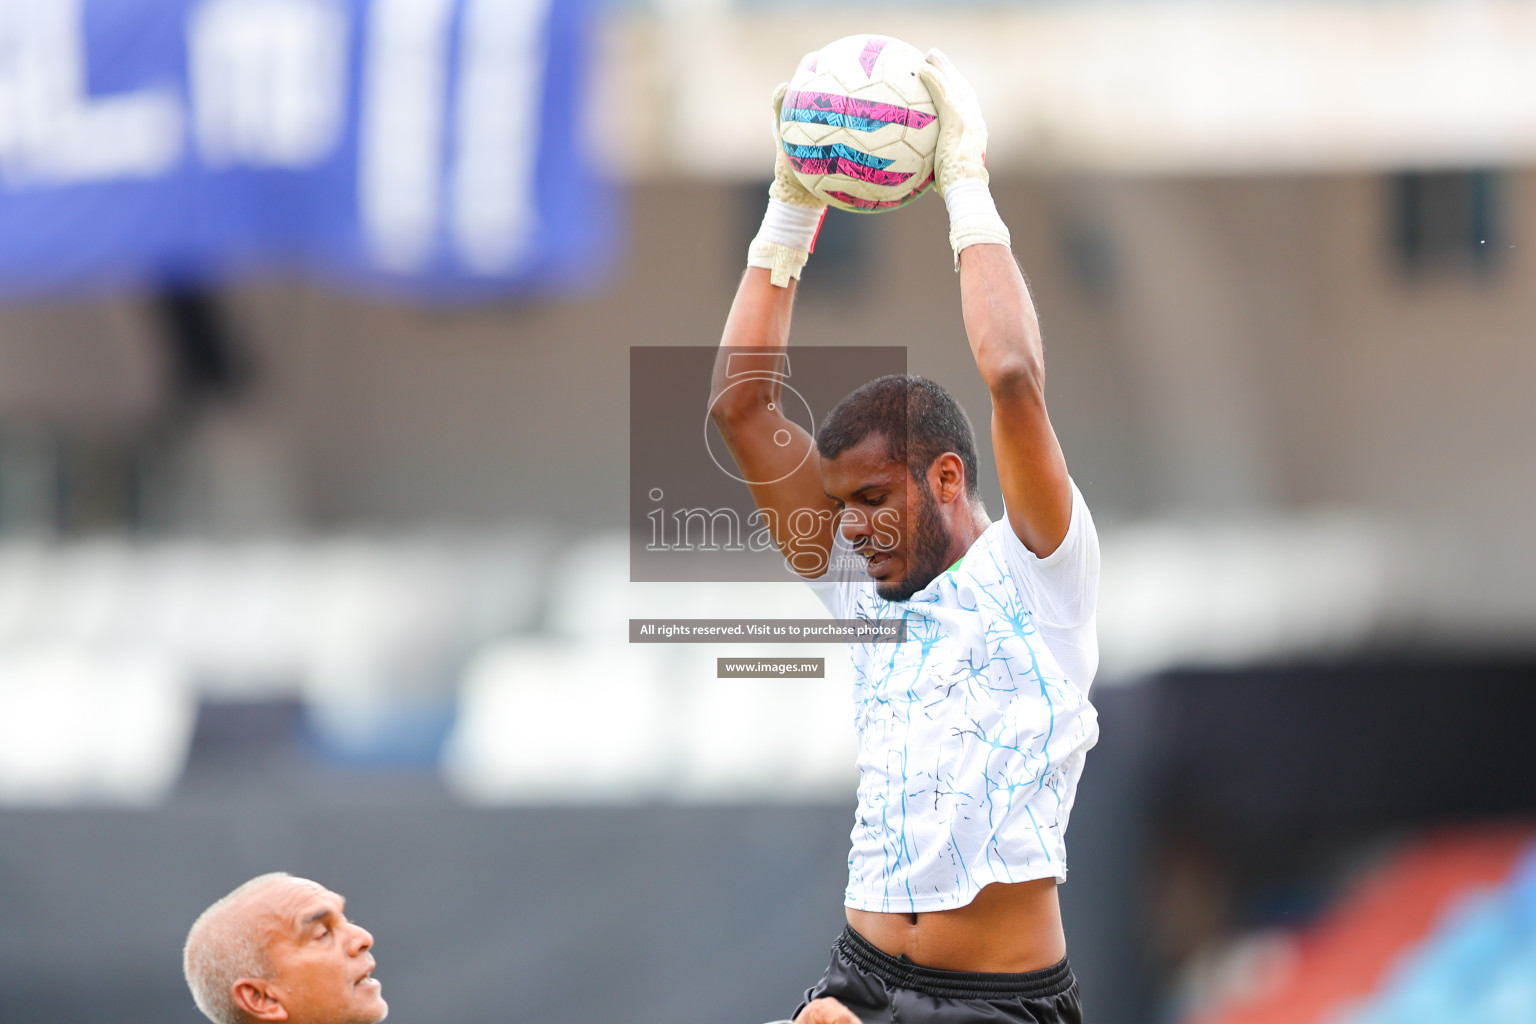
780, 35, 939, 214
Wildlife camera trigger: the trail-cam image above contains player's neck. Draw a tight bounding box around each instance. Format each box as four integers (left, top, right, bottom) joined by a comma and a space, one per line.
946, 506, 991, 566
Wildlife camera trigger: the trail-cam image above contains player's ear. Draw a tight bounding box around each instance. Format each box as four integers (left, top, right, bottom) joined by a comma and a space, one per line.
932, 453, 966, 504
232, 977, 290, 1022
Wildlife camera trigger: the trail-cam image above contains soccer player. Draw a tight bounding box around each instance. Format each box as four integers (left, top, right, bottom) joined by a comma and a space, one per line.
184, 873, 387, 1024
711, 51, 1100, 1024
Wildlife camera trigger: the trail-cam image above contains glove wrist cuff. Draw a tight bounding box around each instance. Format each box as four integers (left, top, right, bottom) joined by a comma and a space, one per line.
755, 198, 825, 253
942, 178, 1010, 268
747, 241, 809, 287
748, 199, 826, 286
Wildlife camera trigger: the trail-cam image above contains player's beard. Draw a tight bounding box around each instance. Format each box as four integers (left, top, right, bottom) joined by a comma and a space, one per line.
877, 481, 952, 602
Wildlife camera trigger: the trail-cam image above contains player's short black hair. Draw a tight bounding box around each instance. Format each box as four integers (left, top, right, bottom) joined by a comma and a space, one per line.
816, 374, 980, 496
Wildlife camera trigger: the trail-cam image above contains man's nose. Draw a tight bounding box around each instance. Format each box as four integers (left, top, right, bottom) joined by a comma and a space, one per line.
348, 923, 374, 953
838, 508, 868, 542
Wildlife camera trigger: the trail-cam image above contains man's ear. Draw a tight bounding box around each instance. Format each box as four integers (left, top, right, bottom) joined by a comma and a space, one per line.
232, 978, 290, 1022
931, 453, 966, 504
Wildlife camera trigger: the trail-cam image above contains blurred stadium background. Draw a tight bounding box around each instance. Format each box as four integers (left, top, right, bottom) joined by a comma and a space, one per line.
2, 0, 1535, 1022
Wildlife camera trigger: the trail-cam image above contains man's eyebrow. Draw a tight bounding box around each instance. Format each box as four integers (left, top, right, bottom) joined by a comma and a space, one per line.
299, 902, 342, 929
300, 908, 331, 927
825, 483, 888, 502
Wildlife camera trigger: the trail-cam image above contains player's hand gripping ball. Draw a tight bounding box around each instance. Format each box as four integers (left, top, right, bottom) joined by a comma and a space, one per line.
777, 35, 939, 213
916, 47, 991, 197
769, 82, 828, 211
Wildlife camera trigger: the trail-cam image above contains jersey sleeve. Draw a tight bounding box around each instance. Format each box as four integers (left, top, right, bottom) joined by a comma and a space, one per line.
999, 479, 1100, 628
802, 528, 866, 619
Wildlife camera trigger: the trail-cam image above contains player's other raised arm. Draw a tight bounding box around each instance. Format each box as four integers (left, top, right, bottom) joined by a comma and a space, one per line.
708, 81, 839, 578
919, 50, 1072, 558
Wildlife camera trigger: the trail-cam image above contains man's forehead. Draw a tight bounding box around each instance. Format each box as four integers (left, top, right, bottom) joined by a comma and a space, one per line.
251, 877, 344, 927
834, 432, 894, 461
822, 437, 906, 491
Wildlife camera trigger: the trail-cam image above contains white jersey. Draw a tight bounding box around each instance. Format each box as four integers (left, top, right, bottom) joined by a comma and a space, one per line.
807, 480, 1101, 913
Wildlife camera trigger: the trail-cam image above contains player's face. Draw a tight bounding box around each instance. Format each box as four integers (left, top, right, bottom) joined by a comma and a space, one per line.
822, 433, 953, 601
257, 878, 387, 1024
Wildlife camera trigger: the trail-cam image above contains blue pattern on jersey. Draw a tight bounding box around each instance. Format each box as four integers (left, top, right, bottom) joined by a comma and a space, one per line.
837, 521, 1098, 914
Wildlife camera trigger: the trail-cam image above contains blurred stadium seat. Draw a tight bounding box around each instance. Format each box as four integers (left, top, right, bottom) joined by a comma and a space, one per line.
0, 648, 193, 805
1332, 841, 1536, 1024
0, 528, 564, 790
1096, 515, 1388, 681
443, 638, 676, 802
675, 665, 856, 802
1185, 828, 1536, 1024
442, 635, 858, 804
444, 534, 857, 802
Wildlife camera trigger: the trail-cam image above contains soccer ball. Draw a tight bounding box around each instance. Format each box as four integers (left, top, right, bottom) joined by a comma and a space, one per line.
779, 35, 938, 214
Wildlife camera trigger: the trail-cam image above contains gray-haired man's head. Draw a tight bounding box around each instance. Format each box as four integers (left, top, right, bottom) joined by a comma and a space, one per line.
183, 873, 386, 1024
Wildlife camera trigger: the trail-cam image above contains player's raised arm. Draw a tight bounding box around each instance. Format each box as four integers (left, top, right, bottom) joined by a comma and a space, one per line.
708, 81, 840, 578
919, 50, 1073, 558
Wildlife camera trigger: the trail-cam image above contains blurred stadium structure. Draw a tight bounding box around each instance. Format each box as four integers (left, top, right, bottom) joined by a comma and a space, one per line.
1, 1, 1534, 1023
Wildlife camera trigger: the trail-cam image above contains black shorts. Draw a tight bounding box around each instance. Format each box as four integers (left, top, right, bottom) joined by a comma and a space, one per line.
793, 926, 1083, 1024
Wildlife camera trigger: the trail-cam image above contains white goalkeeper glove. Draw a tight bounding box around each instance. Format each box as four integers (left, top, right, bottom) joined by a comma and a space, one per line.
747, 79, 827, 287
917, 49, 1010, 267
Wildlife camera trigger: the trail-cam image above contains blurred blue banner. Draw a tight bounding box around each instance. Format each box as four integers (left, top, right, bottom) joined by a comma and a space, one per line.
0, 0, 611, 300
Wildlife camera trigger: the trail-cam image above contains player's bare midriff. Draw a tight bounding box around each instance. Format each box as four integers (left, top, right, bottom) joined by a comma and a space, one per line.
845, 877, 1067, 973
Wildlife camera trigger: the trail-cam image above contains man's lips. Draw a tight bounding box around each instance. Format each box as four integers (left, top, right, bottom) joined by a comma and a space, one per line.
860, 550, 894, 577
355, 962, 380, 989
